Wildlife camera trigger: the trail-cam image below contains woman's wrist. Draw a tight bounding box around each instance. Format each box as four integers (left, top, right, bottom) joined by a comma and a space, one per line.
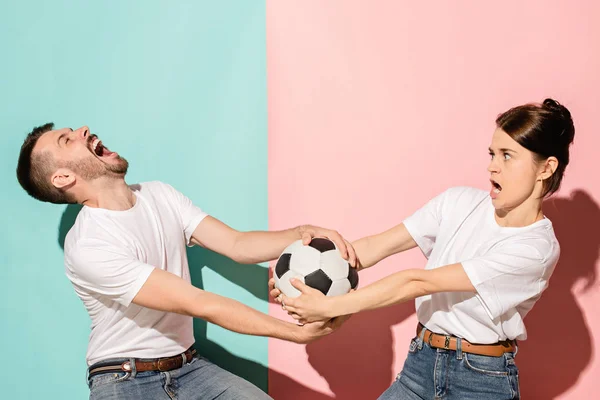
329, 293, 355, 318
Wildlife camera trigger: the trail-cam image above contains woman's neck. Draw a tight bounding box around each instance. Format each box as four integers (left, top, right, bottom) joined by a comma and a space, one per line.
494, 198, 544, 228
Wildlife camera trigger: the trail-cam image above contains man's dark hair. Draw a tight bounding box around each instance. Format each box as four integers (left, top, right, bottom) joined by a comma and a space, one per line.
16, 123, 75, 204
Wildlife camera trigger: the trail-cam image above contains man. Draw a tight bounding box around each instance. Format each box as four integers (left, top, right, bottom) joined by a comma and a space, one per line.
16, 123, 356, 399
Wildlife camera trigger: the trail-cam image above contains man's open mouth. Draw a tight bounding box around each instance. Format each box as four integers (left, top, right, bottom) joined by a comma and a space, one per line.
91, 136, 115, 157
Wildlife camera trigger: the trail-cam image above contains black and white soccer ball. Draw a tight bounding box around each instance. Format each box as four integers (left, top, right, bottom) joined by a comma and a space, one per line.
274, 238, 359, 298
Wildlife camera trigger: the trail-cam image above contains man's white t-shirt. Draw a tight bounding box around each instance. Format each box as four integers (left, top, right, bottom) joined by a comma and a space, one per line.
64, 181, 207, 366
403, 186, 560, 344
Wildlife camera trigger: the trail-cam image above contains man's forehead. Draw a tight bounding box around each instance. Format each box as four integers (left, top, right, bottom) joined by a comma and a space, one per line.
34, 127, 69, 151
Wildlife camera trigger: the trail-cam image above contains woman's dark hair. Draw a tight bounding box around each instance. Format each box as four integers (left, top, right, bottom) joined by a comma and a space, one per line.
496, 98, 575, 197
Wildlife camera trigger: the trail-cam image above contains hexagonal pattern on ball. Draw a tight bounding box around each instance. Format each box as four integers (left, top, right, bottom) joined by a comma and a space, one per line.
288, 245, 321, 277
348, 267, 359, 289
308, 238, 336, 252
276, 271, 305, 298
328, 278, 352, 297
319, 250, 350, 281
304, 269, 333, 295
275, 253, 291, 279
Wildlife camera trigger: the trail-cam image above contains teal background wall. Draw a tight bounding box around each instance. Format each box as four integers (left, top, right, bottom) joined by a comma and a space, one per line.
0, 1, 268, 398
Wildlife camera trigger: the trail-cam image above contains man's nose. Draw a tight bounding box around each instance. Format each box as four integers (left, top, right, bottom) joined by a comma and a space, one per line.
74, 126, 90, 141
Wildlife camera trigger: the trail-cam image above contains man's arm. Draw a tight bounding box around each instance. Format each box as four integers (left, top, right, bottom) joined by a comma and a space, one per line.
352, 223, 418, 270
132, 268, 340, 343
190, 216, 356, 266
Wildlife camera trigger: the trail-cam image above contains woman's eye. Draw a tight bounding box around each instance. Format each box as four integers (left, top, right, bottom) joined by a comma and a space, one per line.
503, 153, 511, 160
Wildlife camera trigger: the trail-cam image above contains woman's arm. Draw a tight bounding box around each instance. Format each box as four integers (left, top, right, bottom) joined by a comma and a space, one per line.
352, 223, 418, 270
282, 263, 475, 323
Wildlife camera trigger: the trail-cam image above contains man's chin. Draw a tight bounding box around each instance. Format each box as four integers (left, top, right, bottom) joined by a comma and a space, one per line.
105, 157, 129, 175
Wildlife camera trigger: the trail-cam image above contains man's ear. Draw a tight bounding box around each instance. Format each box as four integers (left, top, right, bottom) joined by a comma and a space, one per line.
51, 168, 75, 189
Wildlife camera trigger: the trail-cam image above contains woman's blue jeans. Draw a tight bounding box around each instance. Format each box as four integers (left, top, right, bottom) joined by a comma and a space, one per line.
378, 332, 520, 400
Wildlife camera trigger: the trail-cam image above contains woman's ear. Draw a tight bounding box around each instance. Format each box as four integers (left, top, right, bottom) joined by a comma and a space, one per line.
539, 157, 558, 181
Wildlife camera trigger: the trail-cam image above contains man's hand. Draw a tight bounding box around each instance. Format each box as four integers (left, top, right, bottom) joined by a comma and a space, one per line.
294, 314, 351, 344
298, 225, 357, 267
269, 277, 281, 300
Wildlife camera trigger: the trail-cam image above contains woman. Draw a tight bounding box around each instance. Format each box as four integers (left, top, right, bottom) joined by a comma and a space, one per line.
271, 98, 575, 399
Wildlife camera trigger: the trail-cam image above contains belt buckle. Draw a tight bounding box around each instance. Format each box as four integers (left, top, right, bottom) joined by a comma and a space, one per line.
444, 336, 451, 349
121, 361, 132, 372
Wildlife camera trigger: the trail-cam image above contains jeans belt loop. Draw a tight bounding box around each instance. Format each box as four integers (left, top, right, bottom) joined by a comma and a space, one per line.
121, 357, 137, 378
456, 337, 463, 360
417, 324, 427, 350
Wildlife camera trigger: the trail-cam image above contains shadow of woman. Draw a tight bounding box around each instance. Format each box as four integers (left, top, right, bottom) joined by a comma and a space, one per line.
306, 303, 415, 399
518, 190, 599, 399
268, 295, 416, 399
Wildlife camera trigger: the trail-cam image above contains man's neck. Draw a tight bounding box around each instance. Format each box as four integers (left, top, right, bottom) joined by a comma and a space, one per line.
81, 178, 136, 211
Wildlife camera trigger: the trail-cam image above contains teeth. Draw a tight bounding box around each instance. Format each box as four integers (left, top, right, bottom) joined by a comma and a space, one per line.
92, 138, 99, 151
493, 188, 500, 194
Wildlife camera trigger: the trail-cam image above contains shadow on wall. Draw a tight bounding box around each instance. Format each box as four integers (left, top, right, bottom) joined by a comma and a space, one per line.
269, 302, 416, 400
268, 189, 599, 400
187, 247, 270, 393
518, 190, 599, 399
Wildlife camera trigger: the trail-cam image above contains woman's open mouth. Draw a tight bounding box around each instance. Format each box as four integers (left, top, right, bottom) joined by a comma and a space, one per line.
491, 180, 502, 193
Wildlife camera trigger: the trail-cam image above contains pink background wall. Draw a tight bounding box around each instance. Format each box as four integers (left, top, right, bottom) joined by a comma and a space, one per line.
268, 1, 600, 398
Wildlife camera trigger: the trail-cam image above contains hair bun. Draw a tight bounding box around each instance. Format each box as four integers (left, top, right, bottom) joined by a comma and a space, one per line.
543, 98, 575, 144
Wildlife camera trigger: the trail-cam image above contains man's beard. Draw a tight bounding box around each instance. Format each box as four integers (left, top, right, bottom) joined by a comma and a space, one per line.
63, 155, 129, 181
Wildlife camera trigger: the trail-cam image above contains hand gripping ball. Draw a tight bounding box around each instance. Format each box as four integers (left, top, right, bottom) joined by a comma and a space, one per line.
274, 238, 359, 298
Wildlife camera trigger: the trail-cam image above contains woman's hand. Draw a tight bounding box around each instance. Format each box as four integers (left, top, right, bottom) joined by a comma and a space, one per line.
279, 279, 337, 324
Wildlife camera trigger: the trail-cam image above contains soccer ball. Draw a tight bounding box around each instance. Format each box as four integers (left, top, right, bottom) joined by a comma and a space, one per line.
274, 238, 359, 298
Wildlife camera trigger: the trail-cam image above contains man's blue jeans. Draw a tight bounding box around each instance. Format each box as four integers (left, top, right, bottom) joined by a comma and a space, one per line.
87, 355, 272, 400
378, 333, 520, 399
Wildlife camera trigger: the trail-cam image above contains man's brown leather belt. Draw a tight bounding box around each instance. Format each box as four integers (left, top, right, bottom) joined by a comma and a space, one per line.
88, 347, 197, 379
417, 323, 516, 357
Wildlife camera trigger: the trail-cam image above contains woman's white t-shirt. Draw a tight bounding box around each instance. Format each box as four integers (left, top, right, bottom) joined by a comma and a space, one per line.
403, 186, 560, 343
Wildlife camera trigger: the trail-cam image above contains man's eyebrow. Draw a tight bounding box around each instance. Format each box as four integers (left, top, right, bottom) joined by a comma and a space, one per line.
56, 128, 73, 146
57, 132, 67, 146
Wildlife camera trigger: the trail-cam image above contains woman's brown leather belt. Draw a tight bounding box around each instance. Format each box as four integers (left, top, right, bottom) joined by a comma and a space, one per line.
417, 323, 516, 357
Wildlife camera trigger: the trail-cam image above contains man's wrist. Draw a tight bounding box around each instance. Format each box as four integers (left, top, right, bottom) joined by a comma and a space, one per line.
284, 322, 305, 344
295, 224, 308, 240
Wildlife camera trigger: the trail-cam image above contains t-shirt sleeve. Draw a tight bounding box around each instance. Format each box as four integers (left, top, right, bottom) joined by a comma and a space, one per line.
66, 238, 155, 307
403, 189, 451, 257
461, 240, 558, 321
161, 183, 208, 245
